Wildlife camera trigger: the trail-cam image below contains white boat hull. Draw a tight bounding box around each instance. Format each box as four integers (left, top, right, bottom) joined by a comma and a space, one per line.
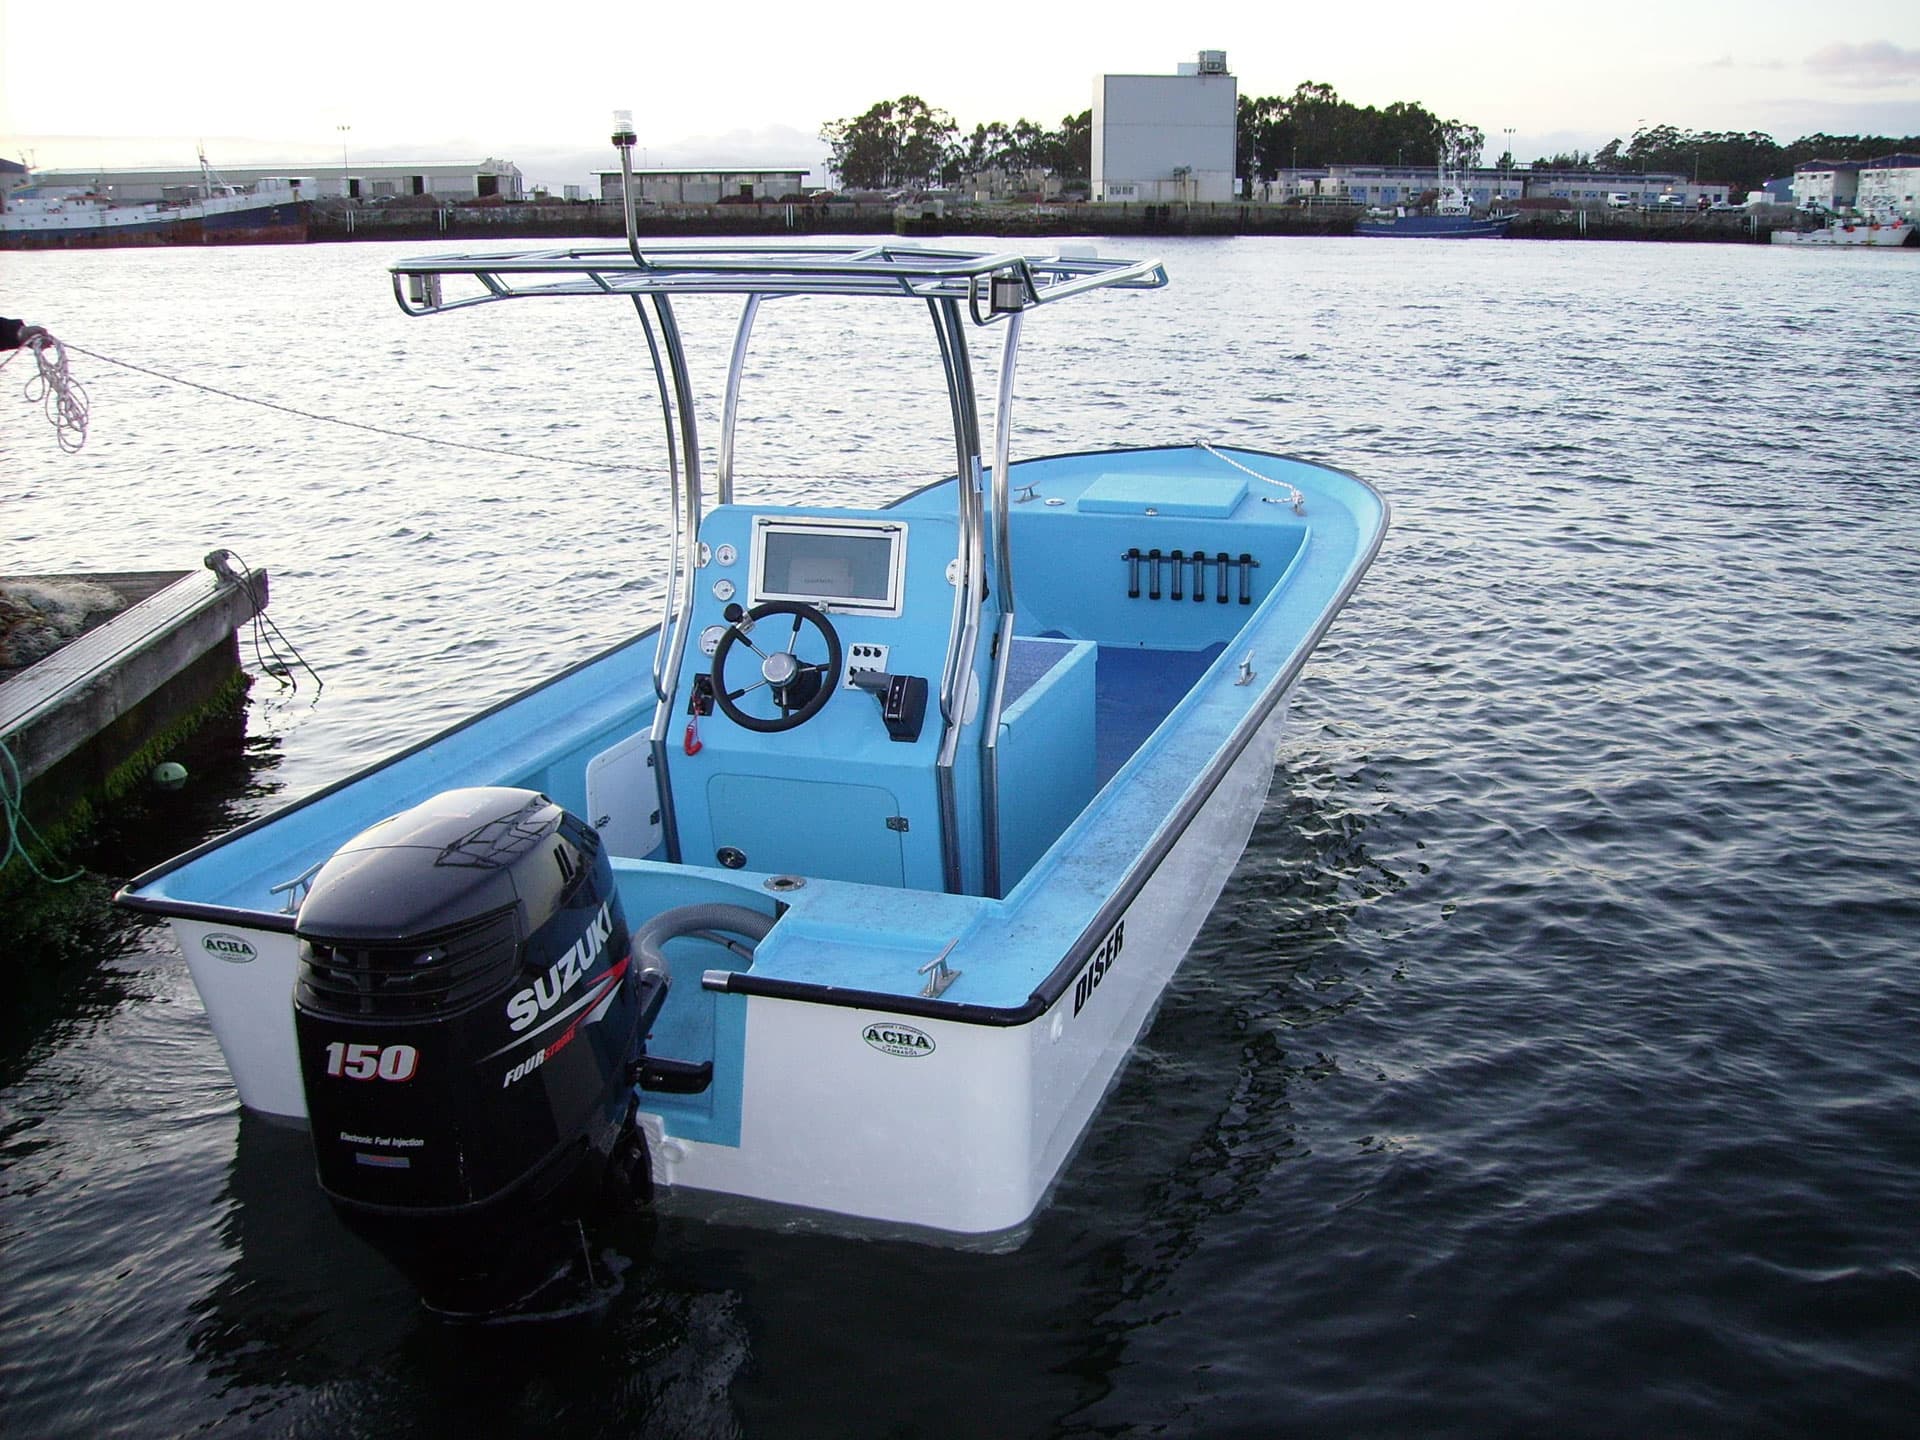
170, 919, 306, 1117
160, 690, 1291, 1236
1771, 218, 1915, 247
652, 693, 1289, 1236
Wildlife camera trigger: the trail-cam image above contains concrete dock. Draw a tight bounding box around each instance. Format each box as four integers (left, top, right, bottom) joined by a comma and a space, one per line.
0, 559, 268, 866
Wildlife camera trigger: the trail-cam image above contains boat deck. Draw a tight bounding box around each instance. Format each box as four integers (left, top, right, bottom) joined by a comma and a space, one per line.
1087, 644, 1223, 786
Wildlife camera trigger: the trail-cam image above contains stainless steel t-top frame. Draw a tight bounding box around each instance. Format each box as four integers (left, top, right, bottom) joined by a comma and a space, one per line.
390, 181, 1166, 897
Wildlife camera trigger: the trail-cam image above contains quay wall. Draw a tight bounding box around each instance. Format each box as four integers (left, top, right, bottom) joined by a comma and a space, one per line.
307, 199, 1780, 245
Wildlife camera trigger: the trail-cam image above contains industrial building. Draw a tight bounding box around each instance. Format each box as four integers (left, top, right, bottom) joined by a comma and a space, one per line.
1792, 159, 1860, 211
1857, 155, 1920, 219
596, 167, 812, 205
1092, 51, 1237, 204
20, 159, 523, 203
1256, 163, 1731, 210
1804, 155, 1920, 218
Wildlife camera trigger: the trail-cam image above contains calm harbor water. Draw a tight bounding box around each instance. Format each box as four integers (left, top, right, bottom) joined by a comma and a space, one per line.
3, 234, 1919, 1437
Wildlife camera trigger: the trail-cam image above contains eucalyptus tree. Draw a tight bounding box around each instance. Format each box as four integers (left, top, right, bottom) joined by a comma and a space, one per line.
821, 96, 960, 190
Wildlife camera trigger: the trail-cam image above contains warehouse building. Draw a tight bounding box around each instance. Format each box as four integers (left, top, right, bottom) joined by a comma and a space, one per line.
24, 159, 523, 203
596, 167, 812, 205
1790, 160, 1860, 211
1092, 51, 1237, 204
1846, 155, 1918, 219
1262, 164, 1728, 210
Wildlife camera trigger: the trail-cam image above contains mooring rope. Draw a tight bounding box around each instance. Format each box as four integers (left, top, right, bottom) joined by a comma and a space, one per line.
36, 341, 984, 486
1197, 439, 1306, 514
0, 735, 84, 884
60, 341, 653, 474
1, 333, 91, 453
206, 548, 324, 694
21, 339, 1229, 500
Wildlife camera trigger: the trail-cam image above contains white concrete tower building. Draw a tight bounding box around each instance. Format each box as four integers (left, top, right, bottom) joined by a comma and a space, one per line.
1092, 51, 1238, 204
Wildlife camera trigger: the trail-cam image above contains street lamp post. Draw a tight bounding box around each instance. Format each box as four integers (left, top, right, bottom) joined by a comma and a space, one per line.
337, 124, 353, 235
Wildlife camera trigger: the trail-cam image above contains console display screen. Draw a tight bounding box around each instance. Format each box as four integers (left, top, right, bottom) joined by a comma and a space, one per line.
754, 521, 904, 614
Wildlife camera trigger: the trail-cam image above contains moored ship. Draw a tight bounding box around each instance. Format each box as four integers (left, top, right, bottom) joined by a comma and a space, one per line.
1770, 210, 1916, 248
0, 152, 310, 250
1356, 182, 1512, 239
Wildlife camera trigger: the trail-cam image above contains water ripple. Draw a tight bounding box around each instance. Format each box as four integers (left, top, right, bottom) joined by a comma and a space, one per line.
3, 235, 1919, 1437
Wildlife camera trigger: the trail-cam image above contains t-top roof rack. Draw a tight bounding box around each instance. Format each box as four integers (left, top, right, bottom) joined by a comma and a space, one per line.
385, 202, 1171, 901
391, 241, 1168, 325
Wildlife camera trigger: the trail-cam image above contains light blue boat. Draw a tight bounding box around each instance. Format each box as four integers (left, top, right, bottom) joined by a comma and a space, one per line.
118, 164, 1386, 1300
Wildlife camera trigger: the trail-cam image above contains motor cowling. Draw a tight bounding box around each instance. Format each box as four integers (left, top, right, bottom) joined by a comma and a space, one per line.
292, 786, 660, 1314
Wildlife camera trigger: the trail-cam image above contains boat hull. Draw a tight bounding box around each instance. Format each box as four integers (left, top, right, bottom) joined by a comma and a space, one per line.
649, 690, 1290, 1237
0, 200, 310, 249
169, 918, 305, 1115
1356, 214, 1512, 238
151, 687, 1290, 1238
1770, 219, 1916, 247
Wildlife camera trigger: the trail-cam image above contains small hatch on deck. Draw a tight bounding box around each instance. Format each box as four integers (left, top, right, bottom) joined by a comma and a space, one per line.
1077, 472, 1247, 518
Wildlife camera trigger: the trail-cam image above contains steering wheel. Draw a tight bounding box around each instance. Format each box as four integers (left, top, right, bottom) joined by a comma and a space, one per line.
709, 601, 843, 733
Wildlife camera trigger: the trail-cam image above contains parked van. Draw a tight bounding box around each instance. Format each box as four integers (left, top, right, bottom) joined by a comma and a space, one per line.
1606, 193, 1634, 209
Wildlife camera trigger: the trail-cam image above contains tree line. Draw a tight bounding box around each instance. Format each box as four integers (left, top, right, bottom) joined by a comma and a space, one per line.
823, 90, 1919, 201
821, 97, 1089, 192
1236, 83, 1483, 186
821, 83, 1470, 192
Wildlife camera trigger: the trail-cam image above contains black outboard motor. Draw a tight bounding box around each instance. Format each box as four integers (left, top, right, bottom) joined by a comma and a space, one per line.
292, 786, 664, 1317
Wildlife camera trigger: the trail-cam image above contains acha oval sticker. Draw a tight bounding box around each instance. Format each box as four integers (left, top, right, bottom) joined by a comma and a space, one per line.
862, 1022, 935, 1058
201, 932, 258, 963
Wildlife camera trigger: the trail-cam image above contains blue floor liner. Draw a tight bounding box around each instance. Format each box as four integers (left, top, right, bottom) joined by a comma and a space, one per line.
1091, 643, 1224, 786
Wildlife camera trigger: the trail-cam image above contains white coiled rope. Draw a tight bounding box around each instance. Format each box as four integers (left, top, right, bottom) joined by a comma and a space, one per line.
2, 333, 91, 452
1197, 439, 1306, 514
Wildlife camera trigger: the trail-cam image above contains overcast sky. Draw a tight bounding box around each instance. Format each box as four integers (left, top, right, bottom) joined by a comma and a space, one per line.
4, 0, 1917, 188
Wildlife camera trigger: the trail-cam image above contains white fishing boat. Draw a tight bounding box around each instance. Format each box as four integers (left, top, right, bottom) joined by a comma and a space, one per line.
1770, 209, 1916, 247
116, 129, 1387, 1313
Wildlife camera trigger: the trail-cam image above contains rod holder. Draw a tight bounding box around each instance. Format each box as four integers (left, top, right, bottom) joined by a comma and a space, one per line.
1120, 545, 1261, 603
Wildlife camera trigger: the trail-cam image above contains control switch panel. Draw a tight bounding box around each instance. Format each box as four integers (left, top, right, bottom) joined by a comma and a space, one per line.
844, 641, 892, 687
